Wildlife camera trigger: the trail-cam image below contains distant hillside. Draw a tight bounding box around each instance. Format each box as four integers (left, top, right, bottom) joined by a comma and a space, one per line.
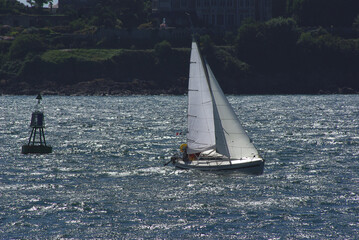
1, 0, 359, 95
1, 39, 358, 95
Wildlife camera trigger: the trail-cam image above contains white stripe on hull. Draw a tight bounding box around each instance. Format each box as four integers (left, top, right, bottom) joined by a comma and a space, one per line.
174, 157, 264, 174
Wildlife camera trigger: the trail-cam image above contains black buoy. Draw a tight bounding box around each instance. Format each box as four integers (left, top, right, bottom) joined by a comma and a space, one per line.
22, 94, 52, 154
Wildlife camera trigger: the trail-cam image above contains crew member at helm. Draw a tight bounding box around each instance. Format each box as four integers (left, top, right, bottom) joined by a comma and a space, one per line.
180, 143, 189, 162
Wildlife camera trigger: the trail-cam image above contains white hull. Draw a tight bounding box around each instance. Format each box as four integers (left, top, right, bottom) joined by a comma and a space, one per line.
172, 157, 264, 174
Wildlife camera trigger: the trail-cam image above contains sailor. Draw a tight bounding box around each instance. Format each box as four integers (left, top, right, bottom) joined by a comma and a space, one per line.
183, 146, 189, 162
180, 143, 189, 162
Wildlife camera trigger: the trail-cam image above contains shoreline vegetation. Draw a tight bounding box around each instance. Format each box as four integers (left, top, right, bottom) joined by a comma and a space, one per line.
0, 0, 358, 95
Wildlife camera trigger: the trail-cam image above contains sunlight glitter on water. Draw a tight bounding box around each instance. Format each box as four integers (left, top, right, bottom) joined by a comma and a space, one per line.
0, 95, 359, 239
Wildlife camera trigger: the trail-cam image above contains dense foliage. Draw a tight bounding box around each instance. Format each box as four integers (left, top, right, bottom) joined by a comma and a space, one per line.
354, 15, 359, 32
26, 0, 53, 8
236, 18, 299, 72
234, 18, 359, 94
8, 34, 45, 59
273, 0, 359, 28
0, 0, 358, 94
0, 0, 26, 14
61, 0, 152, 29
287, 0, 359, 27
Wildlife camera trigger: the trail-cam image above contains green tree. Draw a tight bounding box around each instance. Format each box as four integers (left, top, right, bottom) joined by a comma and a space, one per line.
154, 40, 172, 60
235, 21, 265, 66
235, 18, 299, 72
354, 15, 359, 32
288, 0, 359, 27
34, 0, 53, 8
85, 0, 150, 29
263, 18, 299, 71
90, 5, 118, 28
9, 34, 45, 59
199, 34, 214, 55
69, 18, 87, 32
26, 0, 34, 7
0, 0, 26, 14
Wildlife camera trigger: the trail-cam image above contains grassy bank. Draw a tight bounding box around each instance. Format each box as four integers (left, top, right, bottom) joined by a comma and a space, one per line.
41, 49, 123, 63
1, 47, 190, 95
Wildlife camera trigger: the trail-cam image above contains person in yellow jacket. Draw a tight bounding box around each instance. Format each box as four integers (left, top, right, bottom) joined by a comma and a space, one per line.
180, 143, 189, 162
180, 144, 200, 161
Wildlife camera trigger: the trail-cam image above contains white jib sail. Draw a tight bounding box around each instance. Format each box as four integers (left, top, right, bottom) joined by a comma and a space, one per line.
205, 61, 259, 159
187, 42, 215, 154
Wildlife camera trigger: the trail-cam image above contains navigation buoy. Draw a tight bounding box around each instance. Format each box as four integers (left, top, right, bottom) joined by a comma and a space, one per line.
21, 94, 52, 154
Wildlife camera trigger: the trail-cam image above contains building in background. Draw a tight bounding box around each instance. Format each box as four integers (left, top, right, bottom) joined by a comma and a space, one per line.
254, 0, 271, 21
152, 0, 272, 29
152, 0, 196, 27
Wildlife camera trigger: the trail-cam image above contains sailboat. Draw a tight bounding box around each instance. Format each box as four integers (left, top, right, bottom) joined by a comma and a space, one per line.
170, 40, 264, 173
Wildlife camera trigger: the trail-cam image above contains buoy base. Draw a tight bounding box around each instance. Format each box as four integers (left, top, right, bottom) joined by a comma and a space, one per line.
22, 145, 52, 154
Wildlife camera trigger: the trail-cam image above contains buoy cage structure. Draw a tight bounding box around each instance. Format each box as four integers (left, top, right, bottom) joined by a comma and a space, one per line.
22, 94, 52, 154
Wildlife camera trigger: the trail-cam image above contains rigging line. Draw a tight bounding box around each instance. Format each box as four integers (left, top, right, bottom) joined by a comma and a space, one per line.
222, 127, 230, 136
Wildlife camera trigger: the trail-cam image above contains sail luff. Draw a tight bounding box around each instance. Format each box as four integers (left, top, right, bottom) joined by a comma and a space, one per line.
186, 42, 216, 154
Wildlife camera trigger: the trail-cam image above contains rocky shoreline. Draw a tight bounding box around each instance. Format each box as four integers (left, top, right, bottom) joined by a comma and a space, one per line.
0, 78, 188, 96
1, 81, 358, 96
1, 76, 358, 96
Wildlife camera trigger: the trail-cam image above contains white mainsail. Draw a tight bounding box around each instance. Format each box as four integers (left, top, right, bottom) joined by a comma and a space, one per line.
205, 61, 259, 159
187, 42, 215, 154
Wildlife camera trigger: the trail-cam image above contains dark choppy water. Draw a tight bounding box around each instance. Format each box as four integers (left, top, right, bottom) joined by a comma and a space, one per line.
0, 95, 358, 239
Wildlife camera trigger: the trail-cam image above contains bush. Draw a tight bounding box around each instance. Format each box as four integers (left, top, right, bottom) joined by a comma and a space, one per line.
0, 40, 11, 54
154, 40, 172, 60
354, 15, 359, 32
235, 18, 299, 72
288, 0, 359, 27
199, 35, 214, 55
235, 21, 265, 66
69, 18, 87, 32
137, 22, 153, 30
8, 34, 45, 59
